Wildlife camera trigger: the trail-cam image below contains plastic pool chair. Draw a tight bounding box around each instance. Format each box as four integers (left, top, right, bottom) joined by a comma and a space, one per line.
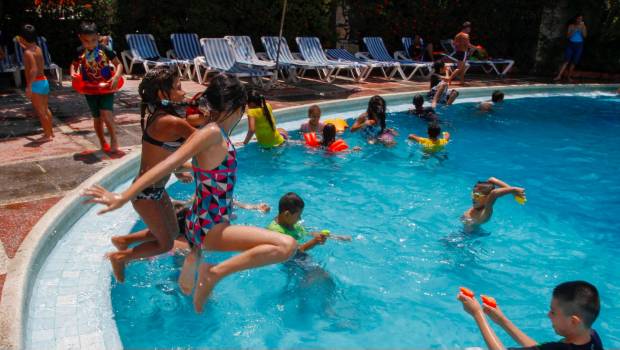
13, 36, 62, 87
296, 37, 365, 82
170, 33, 211, 80
261, 36, 333, 83
325, 48, 400, 81
224, 35, 277, 72
122, 34, 183, 76
0, 44, 22, 87
199, 38, 272, 87
362, 36, 432, 80
440, 39, 514, 77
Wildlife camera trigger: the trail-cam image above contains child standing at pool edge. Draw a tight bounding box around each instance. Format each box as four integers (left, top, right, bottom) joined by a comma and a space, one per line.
462, 177, 526, 227
457, 280, 604, 350
18, 24, 54, 142
71, 22, 124, 155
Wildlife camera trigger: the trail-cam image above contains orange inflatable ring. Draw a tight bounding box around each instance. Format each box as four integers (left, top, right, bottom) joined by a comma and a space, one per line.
72, 73, 124, 95
327, 139, 349, 153
304, 132, 320, 147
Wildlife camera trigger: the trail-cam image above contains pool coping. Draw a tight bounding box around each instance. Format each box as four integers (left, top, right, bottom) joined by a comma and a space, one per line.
1, 83, 618, 349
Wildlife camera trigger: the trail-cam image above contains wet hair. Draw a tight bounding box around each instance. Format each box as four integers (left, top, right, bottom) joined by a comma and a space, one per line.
413, 94, 424, 108
138, 66, 181, 132
492, 90, 504, 103
204, 73, 248, 123
20, 24, 37, 43
433, 60, 445, 72
78, 22, 98, 35
247, 90, 274, 131
322, 123, 337, 147
367, 95, 386, 133
474, 181, 495, 194
427, 122, 441, 139
278, 192, 305, 214
553, 281, 600, 328
308, 104, 321, 117
462, 21, 471, 29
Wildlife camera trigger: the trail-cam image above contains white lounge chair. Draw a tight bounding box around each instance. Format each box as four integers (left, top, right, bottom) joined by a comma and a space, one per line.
362, 36, 432, 80
262, 36, 335, 82
296, 37, 365, 82
326, 48, 401, 81
122, 34, 183, 76
440, 39, 514, 76
169, 33, 211, 80
198, 38, 272, 87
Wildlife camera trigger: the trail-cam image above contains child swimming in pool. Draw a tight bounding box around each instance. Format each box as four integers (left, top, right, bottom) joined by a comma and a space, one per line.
458, 280, 603, 350
462, 177, 526, 227
479, 90, 505, 112
241, 90, 288, 148
351, 95, 397, 146
409, 94, 436, 122
300, 105, 325, 133
267, 192, 352, 253
408, 122, 450, 153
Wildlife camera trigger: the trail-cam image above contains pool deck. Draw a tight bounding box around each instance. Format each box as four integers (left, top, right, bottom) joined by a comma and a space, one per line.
0, 72, 617, 304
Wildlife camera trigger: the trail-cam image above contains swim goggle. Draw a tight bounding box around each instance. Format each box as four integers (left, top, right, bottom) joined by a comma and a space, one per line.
472, 191, 488, 200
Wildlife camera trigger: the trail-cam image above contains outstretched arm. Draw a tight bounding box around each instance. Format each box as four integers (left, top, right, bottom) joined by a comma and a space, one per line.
484, 305, 537, 347
242, 116, 256, 144
457, 293, 506, 350
83, 124, 221, 214
487, 177, 510, 188
408, 133, 422, 143
486, 186, 525, 208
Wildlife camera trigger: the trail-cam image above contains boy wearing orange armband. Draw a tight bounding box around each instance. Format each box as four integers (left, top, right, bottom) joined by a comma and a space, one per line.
457, 281, 604, 350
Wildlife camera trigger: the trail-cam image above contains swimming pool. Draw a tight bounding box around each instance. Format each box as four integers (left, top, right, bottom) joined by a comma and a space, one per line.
108, 91, 620, 348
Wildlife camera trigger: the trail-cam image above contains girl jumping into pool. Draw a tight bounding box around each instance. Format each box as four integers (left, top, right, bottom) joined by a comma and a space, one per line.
350, 95, 397, 146
83, 74, 297, 313
241, 90, 289, 148
96, 66, 197, 283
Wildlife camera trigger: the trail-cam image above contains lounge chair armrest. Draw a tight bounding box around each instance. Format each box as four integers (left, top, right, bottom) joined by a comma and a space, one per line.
355, 52, 370, 60
394, 50, 408, 60
256, 52, 270, 61
291, 52, 303, 60
166, 49, 177, 59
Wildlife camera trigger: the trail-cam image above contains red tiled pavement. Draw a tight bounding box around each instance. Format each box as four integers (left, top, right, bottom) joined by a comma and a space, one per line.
0, 196, 61, 258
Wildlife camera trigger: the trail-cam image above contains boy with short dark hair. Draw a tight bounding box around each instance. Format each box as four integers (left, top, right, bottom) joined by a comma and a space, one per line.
480, 90, 505, 112
18, 24, 54, 142
267, 192, 351, 253
462, 177, 525, 227
458, 280, 604, 350
409, 94, 436, 122
408, 122, 450, 153
70, 21, 123, 154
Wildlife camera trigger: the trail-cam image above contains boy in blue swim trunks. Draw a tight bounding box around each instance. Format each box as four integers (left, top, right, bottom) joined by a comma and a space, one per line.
458, 280, 604, 350
70, 22, 123, 154
267, 193, 351, 254
18, 24, 54, 142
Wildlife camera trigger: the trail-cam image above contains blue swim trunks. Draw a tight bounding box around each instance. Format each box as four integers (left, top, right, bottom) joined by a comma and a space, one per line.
31, 76, 49, 95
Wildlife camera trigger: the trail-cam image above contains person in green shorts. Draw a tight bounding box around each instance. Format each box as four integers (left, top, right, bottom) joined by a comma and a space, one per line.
70, 22, 124, 155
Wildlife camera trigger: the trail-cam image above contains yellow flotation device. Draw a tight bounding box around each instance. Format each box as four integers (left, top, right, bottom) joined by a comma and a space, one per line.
323, 118, 349, 133
418, 132, 450, 153
514, 195, 526, 205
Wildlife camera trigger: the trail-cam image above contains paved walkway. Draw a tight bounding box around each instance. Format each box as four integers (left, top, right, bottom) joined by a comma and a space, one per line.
0, 71, 609, 298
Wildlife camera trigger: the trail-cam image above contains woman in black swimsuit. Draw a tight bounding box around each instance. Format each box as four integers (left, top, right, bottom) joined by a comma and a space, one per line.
105, 66, 197, 282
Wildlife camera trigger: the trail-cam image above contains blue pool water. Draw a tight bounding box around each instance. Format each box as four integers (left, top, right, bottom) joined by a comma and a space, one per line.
112, 93, 620, 349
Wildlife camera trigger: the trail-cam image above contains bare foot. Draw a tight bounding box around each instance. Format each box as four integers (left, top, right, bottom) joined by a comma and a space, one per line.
193, 263, 220, 313
111, 236, 128, 250
32, 135, 53, 144
178, 248, 200, 295
107, 252, 126, 283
